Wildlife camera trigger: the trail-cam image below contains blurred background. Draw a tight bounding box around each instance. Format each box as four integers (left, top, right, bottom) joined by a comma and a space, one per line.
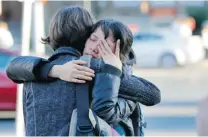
1, 0, 208, 136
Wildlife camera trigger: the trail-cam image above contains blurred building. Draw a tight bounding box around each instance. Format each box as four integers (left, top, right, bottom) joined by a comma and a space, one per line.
91, 1, 207, 33
1, 1, 208, 51
1, 1, 22, 46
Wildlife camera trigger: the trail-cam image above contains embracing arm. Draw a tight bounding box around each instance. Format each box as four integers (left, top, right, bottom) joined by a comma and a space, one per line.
6, 56, 53, 83
119, 72, 161, 106
6, 56, 96, 84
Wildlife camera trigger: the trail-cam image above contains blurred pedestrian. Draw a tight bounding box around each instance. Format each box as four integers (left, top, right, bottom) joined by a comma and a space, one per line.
0, 21, 14, 49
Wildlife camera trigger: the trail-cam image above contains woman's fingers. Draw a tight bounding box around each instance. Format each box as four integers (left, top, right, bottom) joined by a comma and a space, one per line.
71, 78, 86, 83
75, 65, 95, 74
115, 39, 120, 57
71, 60, 87, 65
57, 60, 95, 83
100, 40, 112, 54
78, 70, 95, 77
72, 65, 95, 81
74, 74, 93, 81
98, 42, 106, 57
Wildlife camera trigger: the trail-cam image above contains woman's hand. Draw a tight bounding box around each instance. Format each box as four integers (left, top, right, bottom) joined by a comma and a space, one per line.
98, 39, 122, 71
48, 60, 95, 83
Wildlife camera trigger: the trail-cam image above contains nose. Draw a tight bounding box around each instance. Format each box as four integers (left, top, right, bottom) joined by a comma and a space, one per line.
92, 47, 98, 54
91, 43, 99, 54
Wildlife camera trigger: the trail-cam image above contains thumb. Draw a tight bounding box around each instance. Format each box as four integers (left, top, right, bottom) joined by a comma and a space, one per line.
115, 39, 120, 57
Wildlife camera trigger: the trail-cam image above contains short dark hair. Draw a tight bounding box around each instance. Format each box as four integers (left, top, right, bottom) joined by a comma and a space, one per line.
42, 6, 93, 53
92, 19, 133, 63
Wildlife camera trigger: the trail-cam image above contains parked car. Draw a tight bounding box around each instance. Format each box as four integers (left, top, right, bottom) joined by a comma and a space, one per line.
132, 31, 205, 68
0, 49, 18, 112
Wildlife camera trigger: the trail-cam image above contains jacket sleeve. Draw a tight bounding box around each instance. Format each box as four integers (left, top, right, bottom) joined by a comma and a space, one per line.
118, 65, 161, 106
6, 56, 54, 83
119, 73, 161, 106
91, 64, 137, 124
6, 56, 103, 84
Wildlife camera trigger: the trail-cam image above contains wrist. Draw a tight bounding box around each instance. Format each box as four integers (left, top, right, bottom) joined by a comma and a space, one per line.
102, 64, 122, 77
118, 65, 122, 72
109, 63, 122, 72
48, 65, 61, 78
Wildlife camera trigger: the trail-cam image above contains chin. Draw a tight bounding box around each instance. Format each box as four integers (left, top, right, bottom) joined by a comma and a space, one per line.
92, 55, 101, 58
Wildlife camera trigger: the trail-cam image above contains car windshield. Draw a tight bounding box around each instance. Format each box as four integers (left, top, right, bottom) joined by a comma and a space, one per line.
0, 52, 16, 71
133, 33, 163, 41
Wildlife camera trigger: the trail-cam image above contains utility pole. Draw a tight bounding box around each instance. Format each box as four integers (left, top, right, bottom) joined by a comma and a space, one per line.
16, 0, 33, 136
34, 1, 45, 56
83, 0, 91, 14
0, 0, 2, 16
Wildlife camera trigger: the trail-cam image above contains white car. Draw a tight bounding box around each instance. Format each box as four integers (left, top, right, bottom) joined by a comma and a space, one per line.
132, 31, 205, 68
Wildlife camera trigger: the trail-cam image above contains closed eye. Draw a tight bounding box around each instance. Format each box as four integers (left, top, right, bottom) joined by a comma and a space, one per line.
90, 35, 98, 41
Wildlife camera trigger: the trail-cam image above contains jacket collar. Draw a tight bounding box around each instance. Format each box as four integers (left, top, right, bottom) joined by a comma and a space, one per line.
126, 49, 136, 65
49, 46, 82, 61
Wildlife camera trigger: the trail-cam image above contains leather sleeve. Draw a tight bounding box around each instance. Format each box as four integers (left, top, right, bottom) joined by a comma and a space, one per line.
6, 56, 54, 83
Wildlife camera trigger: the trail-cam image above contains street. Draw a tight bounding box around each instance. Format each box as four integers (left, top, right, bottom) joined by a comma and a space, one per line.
1, 60, 208, 136
134, 60, 208, 136
0, 119, 15, 136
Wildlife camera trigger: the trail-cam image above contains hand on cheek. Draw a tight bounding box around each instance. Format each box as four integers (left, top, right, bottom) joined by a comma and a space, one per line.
98, 39, 122, 71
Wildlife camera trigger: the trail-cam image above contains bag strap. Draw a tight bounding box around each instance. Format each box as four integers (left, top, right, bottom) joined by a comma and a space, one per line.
75, 55, 93, 135
131, 103, 147, 136
131, 103, 141, 136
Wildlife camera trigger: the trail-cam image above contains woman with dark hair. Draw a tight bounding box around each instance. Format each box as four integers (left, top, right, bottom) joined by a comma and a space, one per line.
41, 6, 93, 53
6, 7, 160, 136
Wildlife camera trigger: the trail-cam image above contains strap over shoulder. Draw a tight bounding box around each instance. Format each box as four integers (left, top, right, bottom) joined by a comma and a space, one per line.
75, 55, 93, 135
80, 55, 92, 67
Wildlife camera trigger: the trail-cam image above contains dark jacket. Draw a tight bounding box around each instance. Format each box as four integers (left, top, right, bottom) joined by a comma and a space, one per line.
6, 47, 161, 136
13, 47, 136, 136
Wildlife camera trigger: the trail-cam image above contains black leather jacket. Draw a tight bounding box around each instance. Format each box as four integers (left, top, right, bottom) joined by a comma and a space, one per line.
6, 47, 161, 136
